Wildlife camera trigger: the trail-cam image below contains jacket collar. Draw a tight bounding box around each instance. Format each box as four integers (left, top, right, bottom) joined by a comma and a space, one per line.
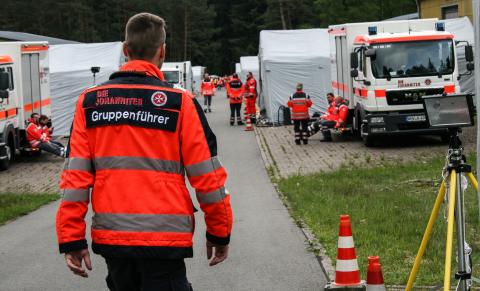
120, 60, 165, 80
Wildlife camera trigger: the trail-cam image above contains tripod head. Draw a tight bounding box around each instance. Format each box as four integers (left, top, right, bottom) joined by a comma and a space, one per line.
445, 127, 470, 173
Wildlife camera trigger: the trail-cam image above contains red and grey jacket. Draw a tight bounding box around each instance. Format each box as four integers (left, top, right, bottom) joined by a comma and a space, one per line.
26, 121, 48, 147
321, 101, 337, 121
336, 103, 349, 128
56, 60, 233, 259
287, 91, 312, 120
201, 80, 216, 96
246, 77, 257, 97
227, 78, 244, 104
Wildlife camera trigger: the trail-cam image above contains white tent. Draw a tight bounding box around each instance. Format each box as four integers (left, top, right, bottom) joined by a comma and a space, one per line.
444, 17, 476, 94
239, 56, 259, 83
259, 29, 331, 123
50, 42, 123, 135
235, 63, 241, 75
192, 66, 205, 96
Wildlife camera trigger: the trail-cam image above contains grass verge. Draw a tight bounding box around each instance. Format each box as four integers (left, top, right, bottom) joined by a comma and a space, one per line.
0, 194, 59, 225
277, 155, 480, 286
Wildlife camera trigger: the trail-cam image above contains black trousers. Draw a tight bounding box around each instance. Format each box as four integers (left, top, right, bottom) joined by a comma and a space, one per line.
293, 119, 309, 143
105, 258, 192, 291
203, 95, 212, 107
37, 141, 64, 157
320, 120, 337, 141
230, 103, 242, 124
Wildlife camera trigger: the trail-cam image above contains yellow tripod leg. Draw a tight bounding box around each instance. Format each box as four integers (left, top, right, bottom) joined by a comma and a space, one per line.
444, 170, 457, 291
405, 181, 446, 291
467, 172, 478, 192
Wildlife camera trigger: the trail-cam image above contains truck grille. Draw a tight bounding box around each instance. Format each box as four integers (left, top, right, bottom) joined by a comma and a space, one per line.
386, 88, 445, 105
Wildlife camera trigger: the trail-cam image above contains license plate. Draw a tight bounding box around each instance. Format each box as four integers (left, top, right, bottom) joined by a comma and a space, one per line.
405, 115, 426, 122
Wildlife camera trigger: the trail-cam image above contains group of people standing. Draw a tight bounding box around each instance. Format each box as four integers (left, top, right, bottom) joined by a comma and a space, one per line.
200, 71, 258, 126
287, 87, 349, 144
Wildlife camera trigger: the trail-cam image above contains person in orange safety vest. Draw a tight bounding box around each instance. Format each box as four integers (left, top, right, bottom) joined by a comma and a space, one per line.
55, 13, 233, 291
244, 72, 257, 123
287, 83, 312, 145
226, 73, 244, 126
201, 73, 216, 113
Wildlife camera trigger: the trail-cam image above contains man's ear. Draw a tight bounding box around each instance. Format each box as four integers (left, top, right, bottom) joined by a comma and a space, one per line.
122, 42, 129, 59
158, 43, 166, 60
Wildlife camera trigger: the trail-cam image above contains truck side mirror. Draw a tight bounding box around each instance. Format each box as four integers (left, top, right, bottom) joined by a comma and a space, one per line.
350, 52, 358, 69
465, 45, 474, 63
467, 63, 474, 71
0, 90, 8, 99
350, 69, 359, 78
0, 72, 9, 91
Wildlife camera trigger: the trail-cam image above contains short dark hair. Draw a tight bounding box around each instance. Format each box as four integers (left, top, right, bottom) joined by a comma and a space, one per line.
39, 115, 49, 122
232, 73, 238, 78
31, 113, 39, 118
125, 13, 166, 60
327, 92, 334, 97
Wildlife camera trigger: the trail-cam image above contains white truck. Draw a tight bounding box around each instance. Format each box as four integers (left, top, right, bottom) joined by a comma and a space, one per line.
162, 61, 193, 92
0, 41, 51, 170
328, 19, 474, 146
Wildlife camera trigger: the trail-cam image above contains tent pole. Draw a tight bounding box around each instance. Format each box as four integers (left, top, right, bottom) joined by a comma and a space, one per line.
474, 0, 480, 223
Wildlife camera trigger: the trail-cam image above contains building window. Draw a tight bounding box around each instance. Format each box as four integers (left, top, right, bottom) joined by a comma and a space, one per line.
442, 5, 458, 19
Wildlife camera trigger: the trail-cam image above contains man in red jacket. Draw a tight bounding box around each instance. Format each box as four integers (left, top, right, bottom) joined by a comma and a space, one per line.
226, 73, 244, 126
287, 83, 312, 145
200, 73, 216, 113
56, 13, 233, 291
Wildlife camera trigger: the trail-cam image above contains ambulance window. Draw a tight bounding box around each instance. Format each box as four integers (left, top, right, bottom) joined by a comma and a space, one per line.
7, 67, 14, 90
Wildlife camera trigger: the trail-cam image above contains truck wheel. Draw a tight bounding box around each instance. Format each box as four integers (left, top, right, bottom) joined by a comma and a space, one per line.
0, 144, 12, 171
352, 114, 360, 137
360, 123, 375, 147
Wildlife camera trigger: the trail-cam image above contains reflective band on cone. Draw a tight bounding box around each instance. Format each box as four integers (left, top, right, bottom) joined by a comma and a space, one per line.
245, 116, 253, 131
333, 214, 362, 286
366, 256, 386, 291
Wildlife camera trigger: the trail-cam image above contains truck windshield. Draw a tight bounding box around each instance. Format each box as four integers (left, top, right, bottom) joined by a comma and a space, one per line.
163, 71, 180, 83
370, 40, 454, 79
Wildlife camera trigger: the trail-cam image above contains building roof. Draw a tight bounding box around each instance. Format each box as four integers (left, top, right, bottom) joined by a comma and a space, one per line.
0, 31, 80, 44
385, 12, 419, 21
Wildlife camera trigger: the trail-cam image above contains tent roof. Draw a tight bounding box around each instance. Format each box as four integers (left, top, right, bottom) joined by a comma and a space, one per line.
444, 17, 474, 43
50, 42, 123, 73
0, 30, 79, 44
259, 29, 329, 62
240, 56, 258, 71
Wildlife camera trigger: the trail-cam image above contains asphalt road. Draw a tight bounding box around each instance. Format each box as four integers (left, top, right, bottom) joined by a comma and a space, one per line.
0, 90, 326, 291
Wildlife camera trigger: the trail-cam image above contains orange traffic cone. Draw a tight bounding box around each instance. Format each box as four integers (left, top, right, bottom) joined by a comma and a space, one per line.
326, 215, 364, 289
366, 256, 386, 291
245, 116, 253, 131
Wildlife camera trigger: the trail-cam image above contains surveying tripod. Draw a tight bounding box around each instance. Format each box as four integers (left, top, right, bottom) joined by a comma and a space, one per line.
406, 128, 478, 291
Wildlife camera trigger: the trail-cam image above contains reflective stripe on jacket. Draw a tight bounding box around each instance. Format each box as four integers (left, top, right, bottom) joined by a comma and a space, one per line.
227, 78, 244, 104
287, 91, 312, 120
201, 80, 215, 96
56, 60, 233, 259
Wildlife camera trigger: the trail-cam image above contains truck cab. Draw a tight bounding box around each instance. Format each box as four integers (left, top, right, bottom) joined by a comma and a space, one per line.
0, 41, 51, 170
329, 19, 474, 146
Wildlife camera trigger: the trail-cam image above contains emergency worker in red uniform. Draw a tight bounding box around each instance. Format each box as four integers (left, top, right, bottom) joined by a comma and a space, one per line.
200, 73, 216, 113
244, 72, 257, 123
308, 92, 335, 137
287, 83, 312, 145
26, 113, 65, 157
226, 73, 244, 126
55, 13, 233, 291
320, 96, 349, 142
